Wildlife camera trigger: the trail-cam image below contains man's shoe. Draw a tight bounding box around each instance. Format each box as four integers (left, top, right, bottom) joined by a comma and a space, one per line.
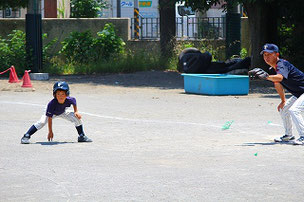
78, 135, 92, 142
274, 135, 295, 142
293, 136, 304, 145
21, 134, 30, 144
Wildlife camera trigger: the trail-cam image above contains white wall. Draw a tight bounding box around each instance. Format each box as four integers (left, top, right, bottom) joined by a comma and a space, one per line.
101, 0, 159, 18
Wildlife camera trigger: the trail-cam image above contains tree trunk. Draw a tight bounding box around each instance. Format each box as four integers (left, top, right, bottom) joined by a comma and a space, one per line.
244, 1, 278, 70
159, 0, 176, 59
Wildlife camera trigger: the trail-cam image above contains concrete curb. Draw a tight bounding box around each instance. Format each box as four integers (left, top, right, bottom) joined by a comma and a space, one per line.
30, 73, 49, 80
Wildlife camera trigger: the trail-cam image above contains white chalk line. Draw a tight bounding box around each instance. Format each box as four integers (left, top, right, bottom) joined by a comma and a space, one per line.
0, 101, 45, 107
80, 111, 223, 128
0, 101, 283, 133
0, 101, 221, 129
268, 123, 282, 127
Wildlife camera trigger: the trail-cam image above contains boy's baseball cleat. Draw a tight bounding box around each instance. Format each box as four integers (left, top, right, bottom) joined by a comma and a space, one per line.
78, 135, 92, 142
274, 135, 295, 142
21, 134, 30, 144
293, 136, 304, 145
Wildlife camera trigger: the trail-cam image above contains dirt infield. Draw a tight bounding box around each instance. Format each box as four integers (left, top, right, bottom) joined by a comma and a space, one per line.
1, 71, 304, 202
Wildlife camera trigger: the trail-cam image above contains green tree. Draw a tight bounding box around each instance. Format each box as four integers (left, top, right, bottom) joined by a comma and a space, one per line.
185, 0, 304, 69
71, 0, 106, 18
277, 0, 304, 68
181, 0, 279, 68
0, 0, 29, 9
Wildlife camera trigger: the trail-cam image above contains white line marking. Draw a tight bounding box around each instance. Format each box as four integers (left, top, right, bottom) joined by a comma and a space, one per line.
268, 123, 282, 127
0, 100, 283, 133
0, 101, 44, 107
80, 111, 221, 128
0, 101, 221, 128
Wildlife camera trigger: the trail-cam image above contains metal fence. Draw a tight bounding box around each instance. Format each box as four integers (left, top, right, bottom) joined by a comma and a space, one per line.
131, 17, 226, 40
0, 8, 21, 18
131, 17, 159, 39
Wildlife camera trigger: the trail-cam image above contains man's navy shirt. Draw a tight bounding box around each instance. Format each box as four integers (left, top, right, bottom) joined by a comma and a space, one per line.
276, 59, 304, 98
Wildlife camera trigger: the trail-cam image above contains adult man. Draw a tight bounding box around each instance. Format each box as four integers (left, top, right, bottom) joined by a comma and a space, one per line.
249, 44, 304, 144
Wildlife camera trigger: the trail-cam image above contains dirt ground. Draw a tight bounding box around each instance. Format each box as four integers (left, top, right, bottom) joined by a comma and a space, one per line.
3, 71, 304, 202
0, 70, 276, 95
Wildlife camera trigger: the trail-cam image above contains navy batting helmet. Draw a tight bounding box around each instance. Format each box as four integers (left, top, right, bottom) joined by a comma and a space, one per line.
53, 81, 70, 96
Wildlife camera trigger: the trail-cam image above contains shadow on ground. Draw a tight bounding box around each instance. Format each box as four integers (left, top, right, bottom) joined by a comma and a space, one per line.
238, 141, 298, 146
249, 80, 277, 94
50, 71, 184, 90
52, 71, 278, 94
35, 141, 75, 145
0, 70, 280, 93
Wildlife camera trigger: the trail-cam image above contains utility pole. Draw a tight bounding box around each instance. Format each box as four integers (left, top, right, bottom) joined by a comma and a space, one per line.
26, 0, 43, 73
134, 0, 139, 39
117, 0, 121, 17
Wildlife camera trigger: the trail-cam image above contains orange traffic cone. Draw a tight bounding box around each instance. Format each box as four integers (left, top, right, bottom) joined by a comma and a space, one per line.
9, 66, 20, 83
21, 70, 33, 88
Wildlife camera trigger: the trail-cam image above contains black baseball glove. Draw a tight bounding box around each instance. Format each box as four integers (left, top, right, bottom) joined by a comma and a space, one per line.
248, 68, 269, 80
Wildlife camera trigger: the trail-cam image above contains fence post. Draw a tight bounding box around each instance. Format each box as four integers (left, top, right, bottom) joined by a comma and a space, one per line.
26, 0, 43, 73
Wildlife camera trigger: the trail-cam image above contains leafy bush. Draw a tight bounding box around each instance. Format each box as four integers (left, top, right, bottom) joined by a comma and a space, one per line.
42, 33, 58, 68
60, 23, 125, 64
93, 23, 126, 60
0, 30, 57, 74
0, 30, 26, 74
60, 31, 94, 64
0, 37, 11, 69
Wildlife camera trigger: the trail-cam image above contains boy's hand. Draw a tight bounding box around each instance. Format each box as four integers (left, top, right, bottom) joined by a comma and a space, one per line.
48, 131, 54, 141
277, 101, 285, 112
75, 112, 82, 119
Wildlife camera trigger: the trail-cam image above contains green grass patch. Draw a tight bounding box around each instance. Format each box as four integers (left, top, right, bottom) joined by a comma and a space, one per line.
46, 50, 163, 75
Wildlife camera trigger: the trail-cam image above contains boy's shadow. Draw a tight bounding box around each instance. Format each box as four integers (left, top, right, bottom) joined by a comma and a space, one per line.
239, 141, 298, 146
35, 141, 75, 145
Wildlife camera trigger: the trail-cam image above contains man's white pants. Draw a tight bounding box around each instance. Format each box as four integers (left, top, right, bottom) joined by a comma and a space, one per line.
280, 94, 304, 137
34, 111, 82, 130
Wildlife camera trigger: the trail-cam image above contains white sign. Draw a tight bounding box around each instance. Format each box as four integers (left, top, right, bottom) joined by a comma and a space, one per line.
121, 1, 134, 7
140, 11, 158, 18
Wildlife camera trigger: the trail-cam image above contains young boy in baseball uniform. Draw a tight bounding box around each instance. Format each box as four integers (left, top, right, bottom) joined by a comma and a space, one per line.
249, 44, 304, 145
21, 81, 92, 144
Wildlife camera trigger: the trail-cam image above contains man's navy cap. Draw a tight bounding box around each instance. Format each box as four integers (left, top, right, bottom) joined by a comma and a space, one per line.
260, 43, 279, 55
